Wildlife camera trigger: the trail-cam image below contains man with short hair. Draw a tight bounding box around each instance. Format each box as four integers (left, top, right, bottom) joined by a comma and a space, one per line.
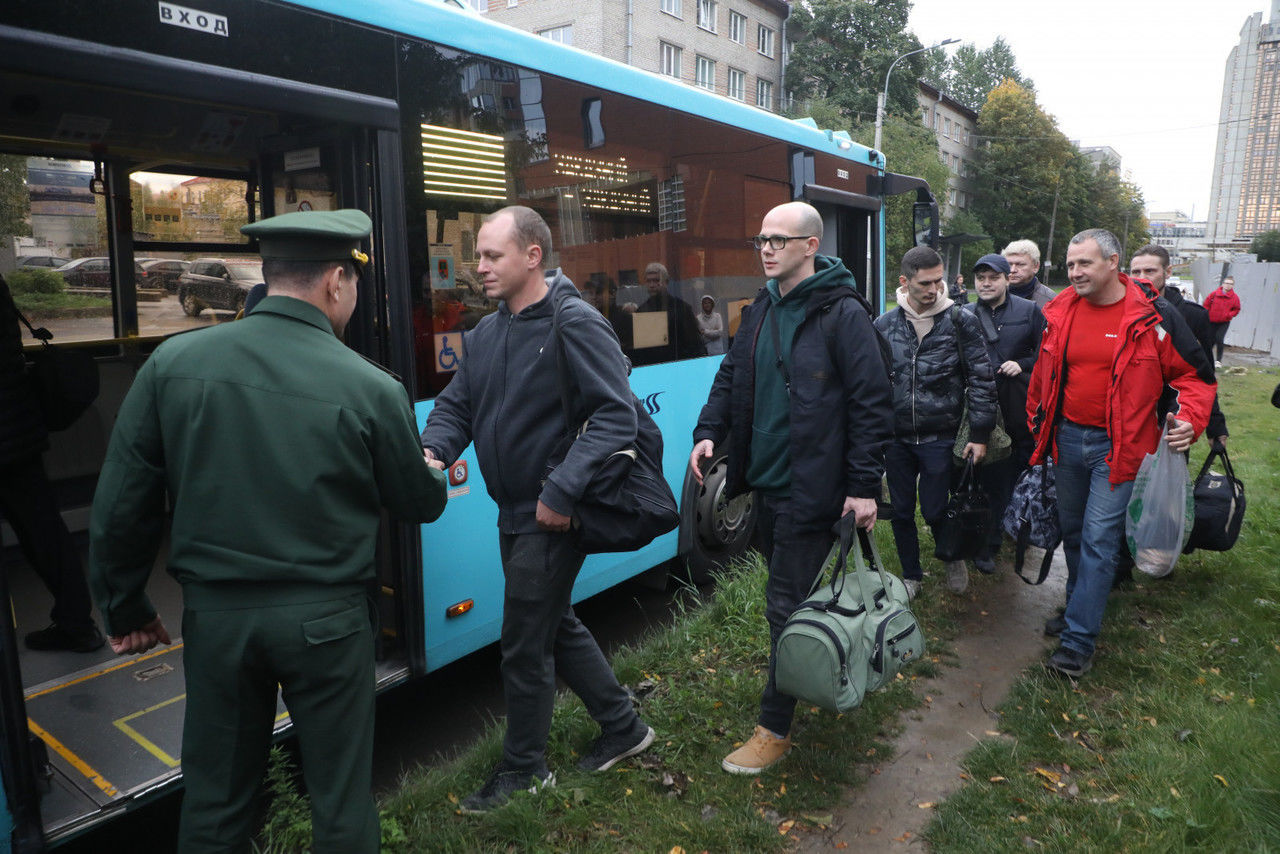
1027, 229, 1215, 678
875, 246, 997, 597
90, 209, 449, 853
1203, 275, 1241, 366
691, 201, 893, 775
1002, 239, 1057, 308
627, 261, 706, 365
422, 206, 653, 812
963, 254, 1044, 573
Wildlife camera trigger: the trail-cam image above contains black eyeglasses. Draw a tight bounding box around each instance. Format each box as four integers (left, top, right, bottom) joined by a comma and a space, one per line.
751, 234, 815, 250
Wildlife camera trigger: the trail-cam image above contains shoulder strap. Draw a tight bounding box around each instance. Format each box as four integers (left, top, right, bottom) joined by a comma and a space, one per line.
550, 294, 578, 431
951, 304, 968, 383
766, 302, 790, 396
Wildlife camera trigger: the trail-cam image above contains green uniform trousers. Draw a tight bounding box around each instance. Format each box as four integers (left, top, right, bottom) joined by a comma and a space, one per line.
178, 593, 378, 854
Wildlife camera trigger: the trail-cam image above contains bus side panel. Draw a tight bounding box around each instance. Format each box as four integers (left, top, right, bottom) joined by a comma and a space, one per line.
413, 354, 722, 671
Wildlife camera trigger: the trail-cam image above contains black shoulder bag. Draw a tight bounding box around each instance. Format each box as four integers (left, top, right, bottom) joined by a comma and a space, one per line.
14, 305, 99, 432
952, 305, 1011, 463
1182, 442, 1245, 553
545, 294, 679, 554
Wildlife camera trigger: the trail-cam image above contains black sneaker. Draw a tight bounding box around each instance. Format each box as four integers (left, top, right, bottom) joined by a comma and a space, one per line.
1043, 610, 1067, 637
25, 623, 105, 653
459, 765, 555, 814
1046, 646, 1092, 678
577, 720, 655, 772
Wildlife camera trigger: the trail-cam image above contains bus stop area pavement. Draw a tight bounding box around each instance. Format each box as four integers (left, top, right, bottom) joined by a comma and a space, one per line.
793, 550, 1067, 852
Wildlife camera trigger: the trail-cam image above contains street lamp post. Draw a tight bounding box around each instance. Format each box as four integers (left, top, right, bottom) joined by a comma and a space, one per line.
874, 38, 960, 155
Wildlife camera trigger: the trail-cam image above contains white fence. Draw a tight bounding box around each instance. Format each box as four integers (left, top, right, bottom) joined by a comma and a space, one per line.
1191, 258, 1280, 358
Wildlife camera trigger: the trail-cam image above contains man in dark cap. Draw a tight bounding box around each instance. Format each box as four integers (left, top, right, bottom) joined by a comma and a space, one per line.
963, 253, 1044, 574
90, 209, 448, 853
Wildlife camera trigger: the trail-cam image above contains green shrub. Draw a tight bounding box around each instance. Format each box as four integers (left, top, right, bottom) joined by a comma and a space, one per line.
7, 268, 65, 295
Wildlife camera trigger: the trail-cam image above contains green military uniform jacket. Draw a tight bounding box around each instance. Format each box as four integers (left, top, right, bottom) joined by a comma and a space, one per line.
89, 295, 447, 635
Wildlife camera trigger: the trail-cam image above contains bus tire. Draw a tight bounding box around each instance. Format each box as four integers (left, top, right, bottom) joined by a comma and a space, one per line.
682, 452, 756, 585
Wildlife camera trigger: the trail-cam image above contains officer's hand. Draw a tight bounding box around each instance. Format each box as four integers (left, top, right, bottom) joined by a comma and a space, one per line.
423, 447, 446, 471
964, 442, 987, 464
536, 500, 572, 532
998, 360, 1022, 377
690, 439, 715, 486
1165, 414, 1195, 452
109, 617, 171, 655
842, 496, 877, 530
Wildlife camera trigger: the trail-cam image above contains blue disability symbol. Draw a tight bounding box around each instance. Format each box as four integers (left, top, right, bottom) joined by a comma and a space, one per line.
438, 336, 459, 370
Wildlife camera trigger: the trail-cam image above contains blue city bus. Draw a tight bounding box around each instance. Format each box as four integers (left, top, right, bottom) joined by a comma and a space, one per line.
0, 0, 936, 847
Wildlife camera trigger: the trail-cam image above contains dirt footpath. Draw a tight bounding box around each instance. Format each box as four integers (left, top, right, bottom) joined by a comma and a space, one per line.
795, 553, 1067, 852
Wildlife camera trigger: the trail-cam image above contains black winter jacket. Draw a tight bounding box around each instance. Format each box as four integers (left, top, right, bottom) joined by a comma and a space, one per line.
963, 294, 1044, 442
693, 272, 894, 534
1157, 285, 1227, 439
421, 271, 637, 534
0, 276, 48, 467
874, 302, 997, 445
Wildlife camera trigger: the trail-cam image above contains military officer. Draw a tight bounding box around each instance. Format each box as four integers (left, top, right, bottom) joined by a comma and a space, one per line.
89, 209, 448, 854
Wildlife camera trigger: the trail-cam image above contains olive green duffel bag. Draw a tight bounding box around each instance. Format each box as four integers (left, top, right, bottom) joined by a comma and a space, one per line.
775, 517, 924, 713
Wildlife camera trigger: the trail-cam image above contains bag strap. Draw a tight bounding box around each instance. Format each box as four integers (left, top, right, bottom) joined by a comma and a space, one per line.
975, 304, 1004, 360
766, 303, 790, 397
1195, 441, 1235, 484
1012, 463, 1056, 585
549, 287, 580, 434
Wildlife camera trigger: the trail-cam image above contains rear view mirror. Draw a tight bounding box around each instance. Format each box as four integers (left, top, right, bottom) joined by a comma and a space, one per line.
913, 201, 939, 249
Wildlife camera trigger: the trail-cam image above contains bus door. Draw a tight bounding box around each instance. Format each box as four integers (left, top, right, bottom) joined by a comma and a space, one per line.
803, 186, 883, 313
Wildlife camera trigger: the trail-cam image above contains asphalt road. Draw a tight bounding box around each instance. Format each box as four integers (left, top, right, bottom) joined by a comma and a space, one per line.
35, 292, 231, 343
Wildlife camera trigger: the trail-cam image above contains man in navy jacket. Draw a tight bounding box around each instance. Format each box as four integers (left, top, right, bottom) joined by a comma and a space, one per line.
691, 201, 894, 775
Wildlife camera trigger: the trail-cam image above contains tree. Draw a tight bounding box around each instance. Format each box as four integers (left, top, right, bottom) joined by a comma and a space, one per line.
785, 0, 925, 127
968, 81, 1077, 262
933, 39, 1034, 114
1250, 229, 1280, 262
0, 154, 32, 240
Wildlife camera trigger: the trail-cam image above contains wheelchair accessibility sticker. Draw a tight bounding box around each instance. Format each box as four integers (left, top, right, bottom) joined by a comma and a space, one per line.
434, 333, 463, 373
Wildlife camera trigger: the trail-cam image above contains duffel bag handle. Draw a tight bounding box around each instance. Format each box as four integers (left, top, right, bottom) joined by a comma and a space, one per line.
828, 515, 896, 612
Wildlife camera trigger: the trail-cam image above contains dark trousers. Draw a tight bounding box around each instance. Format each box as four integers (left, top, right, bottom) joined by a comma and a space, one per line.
498, 532, 635, 772
885, 438, 954, 579
752, 494, 836, 737
0, 455, 94, 630
978, 436, 1034, 559
179, 594, 379, 854
1209, 322, 1230, 361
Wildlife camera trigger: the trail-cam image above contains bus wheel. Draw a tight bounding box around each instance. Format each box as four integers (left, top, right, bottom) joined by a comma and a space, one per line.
684, 454, 755, 584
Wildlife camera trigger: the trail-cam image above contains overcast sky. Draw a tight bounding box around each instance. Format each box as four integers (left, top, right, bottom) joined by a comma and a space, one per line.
908, 0, 1276, 219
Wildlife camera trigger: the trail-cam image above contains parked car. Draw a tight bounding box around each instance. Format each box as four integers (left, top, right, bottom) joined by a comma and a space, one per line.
15, 254, 71, 270
177, 258, 264, 316
140, 258, 190, 293
56, 257, 147, 289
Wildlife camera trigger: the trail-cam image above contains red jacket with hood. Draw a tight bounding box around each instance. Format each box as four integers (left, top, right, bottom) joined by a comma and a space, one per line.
1203, 287, 1241, 324
1026, 274, 1217, 485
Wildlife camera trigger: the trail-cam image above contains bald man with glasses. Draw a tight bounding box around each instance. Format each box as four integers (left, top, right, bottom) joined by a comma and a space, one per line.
690, 201, 894, 775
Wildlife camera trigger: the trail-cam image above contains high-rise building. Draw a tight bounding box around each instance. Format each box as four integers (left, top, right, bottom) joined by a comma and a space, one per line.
1207, 1, 1280, 256
479, 0, 790, 113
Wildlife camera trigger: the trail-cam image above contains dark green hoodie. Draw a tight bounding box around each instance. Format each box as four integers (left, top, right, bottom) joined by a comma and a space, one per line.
746, 255, 853, 494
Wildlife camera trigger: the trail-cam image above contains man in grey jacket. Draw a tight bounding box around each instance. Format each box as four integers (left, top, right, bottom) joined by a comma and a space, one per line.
421, 206, 653, 813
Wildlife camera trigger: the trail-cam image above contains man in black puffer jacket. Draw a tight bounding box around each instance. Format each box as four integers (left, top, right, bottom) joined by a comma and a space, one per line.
875, 246, 997, 597
692, 201, 894, 776
0, 274, 103, 652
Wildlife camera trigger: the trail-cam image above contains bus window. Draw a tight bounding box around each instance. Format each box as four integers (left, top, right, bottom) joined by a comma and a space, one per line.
398, 41, 791, 397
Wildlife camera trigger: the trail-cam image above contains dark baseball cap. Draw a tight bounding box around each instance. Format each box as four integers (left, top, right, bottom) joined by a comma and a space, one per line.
972, 254, 1011, 275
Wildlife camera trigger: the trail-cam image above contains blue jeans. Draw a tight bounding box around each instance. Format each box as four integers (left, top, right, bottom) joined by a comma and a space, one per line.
1054, 421, 1135, 659
752, 495, 836, 737
885, 438, 954, 580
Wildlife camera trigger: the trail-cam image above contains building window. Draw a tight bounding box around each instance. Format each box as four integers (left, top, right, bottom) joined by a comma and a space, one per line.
659, 175, 686, 231
660, 42, 682, 79
757, 24, 774, 57
727, 67, 745, 101
729, 10, 746, 43
756, 77, 773, 110
538, 24, 573, 45
963, 127, 971, 145
933, 113, 939, 132
944, 117, 952, 138
661, 0, 682, 18
697, 0, 717, 32
695, 55, 715, 91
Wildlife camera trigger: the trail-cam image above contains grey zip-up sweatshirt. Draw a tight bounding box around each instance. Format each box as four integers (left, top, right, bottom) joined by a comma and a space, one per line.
421, 270, 637, 534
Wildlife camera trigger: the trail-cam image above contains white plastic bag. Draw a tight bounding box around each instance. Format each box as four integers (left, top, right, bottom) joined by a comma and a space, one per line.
1125, 431, 1194, 578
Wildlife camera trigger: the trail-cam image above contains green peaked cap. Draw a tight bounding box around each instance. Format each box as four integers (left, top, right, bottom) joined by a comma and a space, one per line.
241, 209, 373, 265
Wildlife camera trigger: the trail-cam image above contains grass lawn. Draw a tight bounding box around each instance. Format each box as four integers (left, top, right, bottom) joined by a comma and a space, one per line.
926, 366, 1280, 852
14, 291, 112, 315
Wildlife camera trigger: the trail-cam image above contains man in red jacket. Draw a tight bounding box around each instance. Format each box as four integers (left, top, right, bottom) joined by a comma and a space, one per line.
1026, 229, 1215, 677
1203, 275, 1241, 366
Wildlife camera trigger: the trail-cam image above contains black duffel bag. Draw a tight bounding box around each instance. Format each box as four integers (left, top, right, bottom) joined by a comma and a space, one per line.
546, 293, 679, 554
933, 456, 990, 561
1182, 442, 1245, 553
16, 307, 99, 432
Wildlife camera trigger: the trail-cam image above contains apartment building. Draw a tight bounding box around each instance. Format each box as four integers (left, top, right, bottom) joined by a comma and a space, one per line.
916, 81, 978, 217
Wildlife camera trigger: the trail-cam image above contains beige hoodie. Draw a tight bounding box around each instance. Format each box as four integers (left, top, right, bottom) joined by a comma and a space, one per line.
895, 285, 954, 343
